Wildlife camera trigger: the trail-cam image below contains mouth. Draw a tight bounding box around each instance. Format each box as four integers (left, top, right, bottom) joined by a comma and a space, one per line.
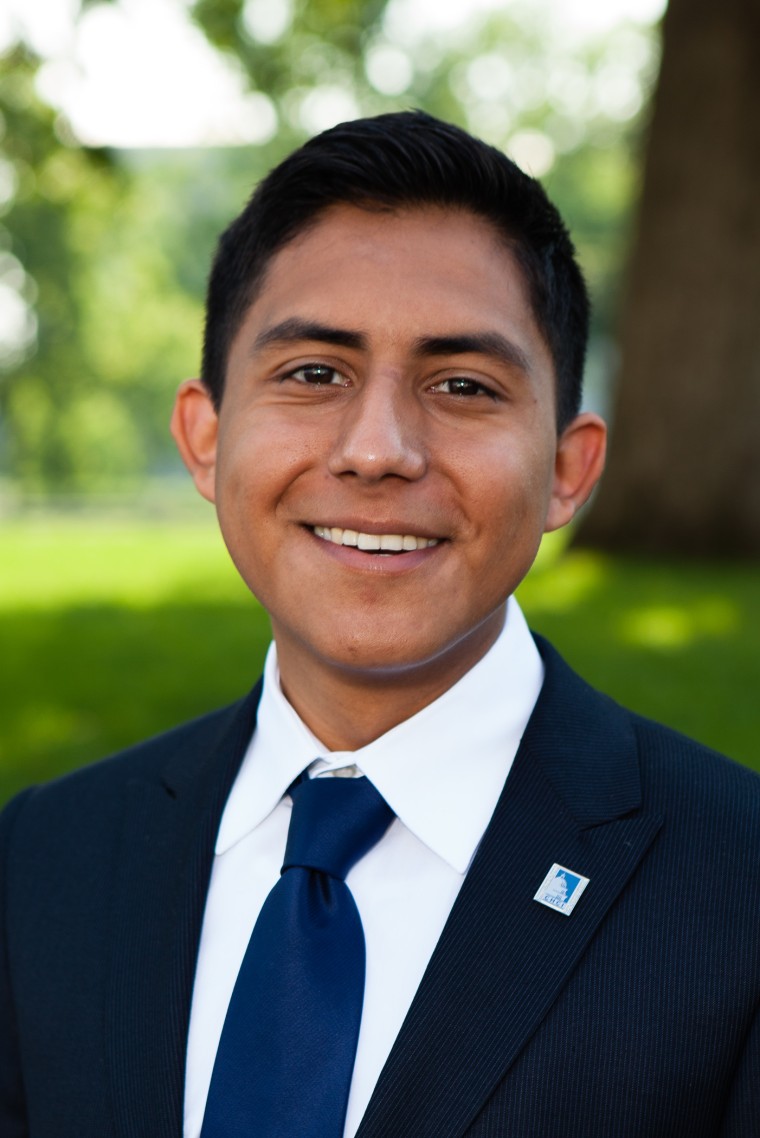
311, 525, 441, 555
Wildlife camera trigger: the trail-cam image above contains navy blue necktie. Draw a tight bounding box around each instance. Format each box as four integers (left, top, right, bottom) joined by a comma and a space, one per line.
200, 774, 394, 1138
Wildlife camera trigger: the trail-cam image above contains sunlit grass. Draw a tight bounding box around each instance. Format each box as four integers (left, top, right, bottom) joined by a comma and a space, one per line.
1, 515, 248, 607
1, 517, 758, 805
518, 547, 759, 771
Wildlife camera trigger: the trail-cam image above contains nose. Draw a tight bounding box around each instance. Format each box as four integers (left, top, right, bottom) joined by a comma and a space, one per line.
327, 372, 427, 483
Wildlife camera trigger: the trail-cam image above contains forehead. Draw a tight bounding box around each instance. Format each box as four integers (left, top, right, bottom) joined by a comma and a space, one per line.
237, 205, 551, 365
222, 205, 559, 420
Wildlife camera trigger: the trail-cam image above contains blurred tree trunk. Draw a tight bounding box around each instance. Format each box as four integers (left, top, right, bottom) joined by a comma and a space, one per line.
578, 0, 760, 556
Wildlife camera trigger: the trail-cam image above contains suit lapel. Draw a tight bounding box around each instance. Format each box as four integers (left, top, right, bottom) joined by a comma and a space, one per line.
102, 640, 664, 1138
356, 640, 663, 1138
106, 685, 261, 1138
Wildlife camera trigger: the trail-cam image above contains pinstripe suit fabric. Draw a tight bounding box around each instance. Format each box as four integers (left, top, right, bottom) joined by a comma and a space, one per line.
1, 638, 759, 1137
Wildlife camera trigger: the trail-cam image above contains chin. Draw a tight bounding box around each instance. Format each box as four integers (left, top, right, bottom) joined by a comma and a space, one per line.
315, 627, 481, 682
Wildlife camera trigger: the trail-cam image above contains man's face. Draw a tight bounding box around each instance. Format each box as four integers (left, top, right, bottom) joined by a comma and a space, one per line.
175, 205, 603, 693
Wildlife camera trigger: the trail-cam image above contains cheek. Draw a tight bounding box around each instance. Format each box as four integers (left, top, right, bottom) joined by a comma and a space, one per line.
213, 421, 319, 585
212, 433, 274, 575
471, 440, 555, 529
216, 419, 285, 512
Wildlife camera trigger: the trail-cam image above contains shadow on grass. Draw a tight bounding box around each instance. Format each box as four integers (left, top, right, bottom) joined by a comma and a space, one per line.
0, 599, 272, 804
519, 552, 759, 775
1, 551, 758, 805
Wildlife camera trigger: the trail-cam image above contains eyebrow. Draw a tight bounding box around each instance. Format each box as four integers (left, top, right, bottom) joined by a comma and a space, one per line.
412, 332, 532, 375
251, 318, 531, 375
251, 318, 366, 354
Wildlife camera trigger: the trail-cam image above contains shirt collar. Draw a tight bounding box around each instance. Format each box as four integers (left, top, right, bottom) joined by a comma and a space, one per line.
216, 597, 544, 874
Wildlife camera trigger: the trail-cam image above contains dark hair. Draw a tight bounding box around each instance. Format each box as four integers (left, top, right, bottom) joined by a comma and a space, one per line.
201, 110, 589, 429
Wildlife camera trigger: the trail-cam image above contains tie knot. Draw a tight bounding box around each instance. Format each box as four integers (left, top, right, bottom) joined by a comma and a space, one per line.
282, 775, 394, 881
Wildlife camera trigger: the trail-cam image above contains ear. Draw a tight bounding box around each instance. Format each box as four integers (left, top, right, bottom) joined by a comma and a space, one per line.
544, 412, 607, 533
170, 379, 219, 504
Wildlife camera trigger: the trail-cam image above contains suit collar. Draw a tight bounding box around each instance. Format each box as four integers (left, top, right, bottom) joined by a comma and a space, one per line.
356, 637, 662, 1138
106, 684, 261, 1138
216, 598, 543, 872
522, 634, 642, 828
155, 680, 262, 804
104, 640, 661, 1138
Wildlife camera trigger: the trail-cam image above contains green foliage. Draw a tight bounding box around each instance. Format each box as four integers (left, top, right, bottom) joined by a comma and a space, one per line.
190, 0, 387, 112
0, 45, 123, 489
0, 2, 660, 492
1, 518, 757, 806
521, 542, 759, 764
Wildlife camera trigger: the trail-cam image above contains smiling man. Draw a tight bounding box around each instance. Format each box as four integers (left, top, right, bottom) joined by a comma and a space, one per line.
174, 203, 602, 749
2, 113, 759, 1138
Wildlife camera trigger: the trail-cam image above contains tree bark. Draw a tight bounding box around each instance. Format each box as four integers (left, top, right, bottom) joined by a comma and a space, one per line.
578, 0, 760, 556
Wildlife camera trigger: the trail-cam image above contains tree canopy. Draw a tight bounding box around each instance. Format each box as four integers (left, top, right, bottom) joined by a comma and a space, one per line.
2, 0, 655, 496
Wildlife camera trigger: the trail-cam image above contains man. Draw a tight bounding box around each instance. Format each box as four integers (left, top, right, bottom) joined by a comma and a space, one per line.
1, 112, 759, 1137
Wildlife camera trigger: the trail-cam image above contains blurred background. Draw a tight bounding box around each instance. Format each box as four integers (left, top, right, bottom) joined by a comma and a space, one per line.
1, 0, 758, 802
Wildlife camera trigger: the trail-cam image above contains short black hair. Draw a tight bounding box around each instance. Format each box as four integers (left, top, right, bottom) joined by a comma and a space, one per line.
201, 110, 589, 429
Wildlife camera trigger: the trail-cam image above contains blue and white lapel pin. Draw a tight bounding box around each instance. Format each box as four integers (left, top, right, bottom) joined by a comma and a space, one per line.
534, 863, 590, 916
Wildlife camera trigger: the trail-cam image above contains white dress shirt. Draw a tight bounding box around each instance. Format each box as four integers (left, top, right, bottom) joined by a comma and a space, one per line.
183, 596, 544, 1138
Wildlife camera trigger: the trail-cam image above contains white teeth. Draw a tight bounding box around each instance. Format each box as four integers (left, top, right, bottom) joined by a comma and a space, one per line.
313, 526, 439, 551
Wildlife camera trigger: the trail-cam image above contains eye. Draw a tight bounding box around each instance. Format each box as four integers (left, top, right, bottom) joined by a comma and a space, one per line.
286, 363, 348, 386
431, 376, 494, 398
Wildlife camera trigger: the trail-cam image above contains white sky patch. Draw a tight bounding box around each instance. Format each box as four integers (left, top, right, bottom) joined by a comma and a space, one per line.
0, 0, 79, 58
31, 0, 278, 147
507, 129, 556, 177
241, 0, 293, 46
2, 0, 666, 148
383, 0, 666, 47
365, 44, 414, 97
297, 86, 362, 136
553, 0, 666, 39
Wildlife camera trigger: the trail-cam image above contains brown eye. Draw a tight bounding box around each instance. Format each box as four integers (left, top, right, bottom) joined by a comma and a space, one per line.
449, 378, 481, 396
435, 377, 491, 397
291, 364, 342, 385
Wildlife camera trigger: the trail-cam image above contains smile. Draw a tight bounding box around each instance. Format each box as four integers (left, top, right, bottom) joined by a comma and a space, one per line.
312, 526, 440, 553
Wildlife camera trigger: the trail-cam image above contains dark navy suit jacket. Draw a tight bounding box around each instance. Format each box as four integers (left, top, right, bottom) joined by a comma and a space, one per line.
2, 638, 760, 1136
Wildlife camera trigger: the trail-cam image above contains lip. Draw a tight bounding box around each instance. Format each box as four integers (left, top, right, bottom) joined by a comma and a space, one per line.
304, 518, 446, 542
314, 525, 440, 552
303, 524, 446, 573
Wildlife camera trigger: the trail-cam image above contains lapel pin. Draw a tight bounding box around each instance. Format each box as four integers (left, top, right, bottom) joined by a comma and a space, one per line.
534, 863, 590, 916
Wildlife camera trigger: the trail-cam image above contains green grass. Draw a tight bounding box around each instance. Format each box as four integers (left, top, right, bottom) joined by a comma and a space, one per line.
1, 518, 758, 805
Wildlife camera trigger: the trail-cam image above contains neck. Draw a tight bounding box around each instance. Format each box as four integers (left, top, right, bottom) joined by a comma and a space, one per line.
273, 620, 505, 752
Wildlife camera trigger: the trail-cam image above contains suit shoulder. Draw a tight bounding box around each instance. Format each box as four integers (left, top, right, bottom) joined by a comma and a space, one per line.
0, 687, 259, 841
630, 709, 760, 791
627, 710, 760, 845
532, 635, 760, 840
